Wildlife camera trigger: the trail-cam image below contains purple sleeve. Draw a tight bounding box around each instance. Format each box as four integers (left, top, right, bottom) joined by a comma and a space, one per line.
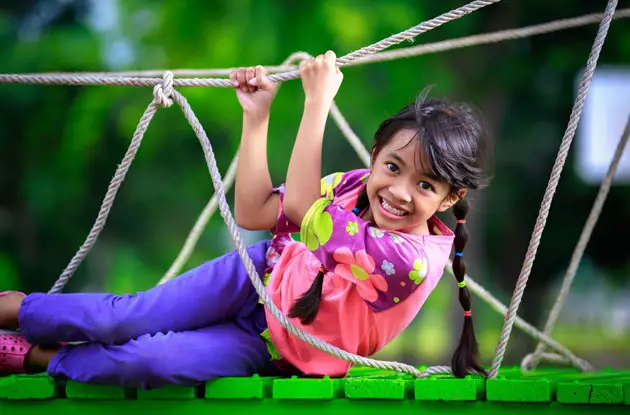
299, 185, 429, 312
269, 184, 301, 234
269, 169, 369, 235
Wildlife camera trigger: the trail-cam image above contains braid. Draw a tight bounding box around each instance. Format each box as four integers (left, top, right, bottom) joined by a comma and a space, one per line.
289, 185, 369, 325
450, 197, 486, 378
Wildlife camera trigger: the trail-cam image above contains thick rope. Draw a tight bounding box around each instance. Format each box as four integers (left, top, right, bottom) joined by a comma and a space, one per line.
26, 8, 629, 80
327, 93, 591, 371
0, 0, 500, 88
47, 76, 170, 294
458, 268, 593, 371
324, 93, 590, 372
170, 87, 445, 377
488, 0, 618, 379
47, 1, 499, 293
521, 114, 630, 371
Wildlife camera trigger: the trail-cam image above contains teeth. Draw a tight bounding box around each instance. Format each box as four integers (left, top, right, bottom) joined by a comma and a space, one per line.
381, 198, 407, 216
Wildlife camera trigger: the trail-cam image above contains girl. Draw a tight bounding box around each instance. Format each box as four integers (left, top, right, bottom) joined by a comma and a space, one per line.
0, 51, 490, 388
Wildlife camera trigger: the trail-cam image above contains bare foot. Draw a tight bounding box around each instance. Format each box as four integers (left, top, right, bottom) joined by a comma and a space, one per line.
0, 292, 24, 330
24, 345, 59, 374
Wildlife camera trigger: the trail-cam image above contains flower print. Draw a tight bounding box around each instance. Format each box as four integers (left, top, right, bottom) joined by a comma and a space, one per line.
368, 227, 384, 238
381, 260, 395, 276
389, 233, 404, 244
333, 247, 388, 302
408, 258, 428, 285
302, 201, 334, 251
360, 173, 370, 183
265, 247, 280, 266
346, 221, 359, 236
393, 297, 400, 303
320, 172, 343, 197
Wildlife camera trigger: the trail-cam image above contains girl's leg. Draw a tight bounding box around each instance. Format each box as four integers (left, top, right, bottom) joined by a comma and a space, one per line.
17, 239, 271, 346
47, 321, 274, 389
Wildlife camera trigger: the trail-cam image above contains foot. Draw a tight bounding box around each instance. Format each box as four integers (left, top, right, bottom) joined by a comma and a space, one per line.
0, 292, 25, 330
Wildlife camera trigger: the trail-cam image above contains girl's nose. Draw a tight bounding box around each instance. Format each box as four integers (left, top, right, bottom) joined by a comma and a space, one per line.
389, 183, 411, 203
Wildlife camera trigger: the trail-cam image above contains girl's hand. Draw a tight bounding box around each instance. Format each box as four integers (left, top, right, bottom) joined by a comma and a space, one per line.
230, 65, 278, 118
299, 50, 343, 106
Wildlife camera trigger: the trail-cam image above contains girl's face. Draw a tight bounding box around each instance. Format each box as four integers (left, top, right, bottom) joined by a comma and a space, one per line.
364, 129, 459, 234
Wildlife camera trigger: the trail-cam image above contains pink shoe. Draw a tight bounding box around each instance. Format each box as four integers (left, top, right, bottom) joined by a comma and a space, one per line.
0, 291, 31, 375
0, 332, 32, 375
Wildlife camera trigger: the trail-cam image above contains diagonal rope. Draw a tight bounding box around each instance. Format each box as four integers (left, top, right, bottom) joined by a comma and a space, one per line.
48, 75, 175, 294
327, 88, 592, 371
488, 0, 618, 379
6, 9, 629, 82
521, 114, 630, 371
46, 1, 500, 292
170, 86, 449, 377
156, 53, 313, 285
27, 8, 630, 80
459, 268, 593, 371
0, 0, 501, 88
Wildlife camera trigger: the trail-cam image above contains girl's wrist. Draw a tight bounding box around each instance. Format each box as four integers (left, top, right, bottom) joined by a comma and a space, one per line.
243, 109, 270, 124
304, 96, 333, 111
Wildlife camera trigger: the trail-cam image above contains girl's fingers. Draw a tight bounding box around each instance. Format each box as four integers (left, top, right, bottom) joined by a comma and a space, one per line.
236, 68, 247, 92
245, 67, 255, 92
229, 69, 238, 87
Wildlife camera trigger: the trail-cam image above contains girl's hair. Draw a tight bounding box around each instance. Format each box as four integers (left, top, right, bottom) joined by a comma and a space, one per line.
289, 89, 491, 378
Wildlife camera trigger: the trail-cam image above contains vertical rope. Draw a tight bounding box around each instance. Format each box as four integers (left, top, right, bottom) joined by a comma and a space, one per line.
488, 0, 618, 378
521, 114, 630, 371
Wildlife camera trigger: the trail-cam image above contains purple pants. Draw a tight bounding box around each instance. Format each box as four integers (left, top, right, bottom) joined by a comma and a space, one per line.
18, 240, 278, 389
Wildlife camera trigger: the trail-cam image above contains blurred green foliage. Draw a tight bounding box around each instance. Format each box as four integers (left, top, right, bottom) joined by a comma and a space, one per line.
1, 0, 629, 368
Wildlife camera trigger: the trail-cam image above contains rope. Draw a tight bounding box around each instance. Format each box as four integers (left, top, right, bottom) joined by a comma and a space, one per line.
488, 0, 618, 378
44, 2, 505, 377
521, 114, 630, 371
22, 0, 612, 377
0, 0, 500, 88
3, 8, 629, 84
326, 91, 592, 371
458, 268, 593, 371
170, 85, 442, 377
48, 93, 166, 294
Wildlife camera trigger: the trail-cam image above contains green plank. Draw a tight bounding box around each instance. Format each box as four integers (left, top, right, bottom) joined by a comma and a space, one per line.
345, 378, 411, 400
486, 377, 551, 402
136, 384, 196, 400
272, 376, 344, 399
415, 376, 484, 401
0, 374, 57, 399
205, 375, 276, 399
65, 381, 127, 400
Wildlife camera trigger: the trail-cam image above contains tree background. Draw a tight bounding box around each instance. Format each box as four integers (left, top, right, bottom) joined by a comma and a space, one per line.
1, 0, 629, 369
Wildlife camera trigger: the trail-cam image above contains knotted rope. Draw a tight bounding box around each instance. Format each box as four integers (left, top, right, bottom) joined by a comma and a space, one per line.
3, 0, 619, 377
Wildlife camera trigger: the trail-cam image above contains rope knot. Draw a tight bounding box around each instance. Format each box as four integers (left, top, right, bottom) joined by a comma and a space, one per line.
153, 71, 174, 107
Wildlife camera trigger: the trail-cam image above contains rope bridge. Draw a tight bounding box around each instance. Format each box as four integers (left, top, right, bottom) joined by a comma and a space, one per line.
1, 0, 628, 378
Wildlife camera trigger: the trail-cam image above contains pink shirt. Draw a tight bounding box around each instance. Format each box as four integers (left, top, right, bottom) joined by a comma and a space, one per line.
263, 169, 455, 377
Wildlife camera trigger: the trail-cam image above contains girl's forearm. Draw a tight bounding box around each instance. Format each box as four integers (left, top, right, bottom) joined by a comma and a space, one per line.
284, 100, 331, 225
234, 113, 277, 230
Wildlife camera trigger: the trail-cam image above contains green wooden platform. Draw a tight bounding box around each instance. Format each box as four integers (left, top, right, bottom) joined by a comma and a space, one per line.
1, 366, 629, 414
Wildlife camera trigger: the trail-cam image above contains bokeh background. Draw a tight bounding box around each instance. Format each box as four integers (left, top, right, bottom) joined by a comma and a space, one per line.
1, 0, 629, 371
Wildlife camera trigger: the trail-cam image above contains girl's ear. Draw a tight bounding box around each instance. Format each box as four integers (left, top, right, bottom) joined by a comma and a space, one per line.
438, 188, 466, 212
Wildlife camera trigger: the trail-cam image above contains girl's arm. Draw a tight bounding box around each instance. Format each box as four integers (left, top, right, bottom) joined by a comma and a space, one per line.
232, 66, 280, 230
283, 51, 344, 226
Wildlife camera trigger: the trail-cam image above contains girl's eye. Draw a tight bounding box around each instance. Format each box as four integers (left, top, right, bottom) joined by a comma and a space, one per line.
386, 162, 399, 172
418, 181, 433, 191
